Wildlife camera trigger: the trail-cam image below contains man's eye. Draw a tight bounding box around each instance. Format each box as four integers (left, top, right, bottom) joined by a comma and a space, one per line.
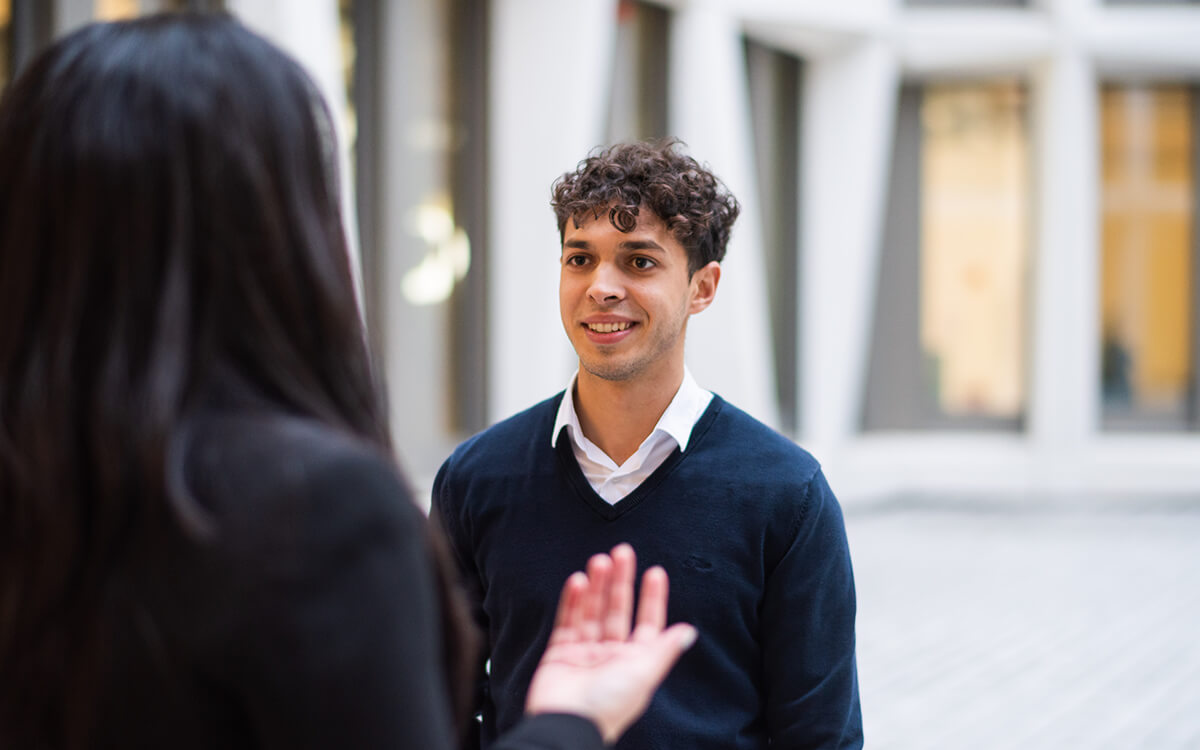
565, 255, 588, 266
632, 257, 655, 270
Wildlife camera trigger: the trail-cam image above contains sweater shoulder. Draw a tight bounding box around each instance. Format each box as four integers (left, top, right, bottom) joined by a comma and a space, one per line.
440, 393, 561, 475
702, 396, 823, 482
699, 398, 847, 567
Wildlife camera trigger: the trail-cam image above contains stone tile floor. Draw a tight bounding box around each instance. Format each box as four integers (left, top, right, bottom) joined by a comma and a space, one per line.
844, 496, 1200, 750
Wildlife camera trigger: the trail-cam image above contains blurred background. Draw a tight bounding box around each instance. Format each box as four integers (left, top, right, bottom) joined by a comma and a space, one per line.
4, 0, 1198, 747
7, 0, 1195, 499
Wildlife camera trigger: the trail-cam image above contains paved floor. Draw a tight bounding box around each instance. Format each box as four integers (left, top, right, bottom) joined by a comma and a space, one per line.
845, 496, 1200, 750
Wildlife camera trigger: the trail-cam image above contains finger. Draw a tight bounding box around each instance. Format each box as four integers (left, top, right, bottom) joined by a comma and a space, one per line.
580, 552, 612, 641
603, 544, 637, 641
641, 623, 698, 682
547, 571, 588, 646
633, 565, 668, 638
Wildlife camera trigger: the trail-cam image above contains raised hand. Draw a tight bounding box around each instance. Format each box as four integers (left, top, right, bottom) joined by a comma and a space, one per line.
524, 544, 697, 744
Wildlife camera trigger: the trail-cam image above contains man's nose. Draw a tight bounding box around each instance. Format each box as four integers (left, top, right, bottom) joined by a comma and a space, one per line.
587, 263, 624, 304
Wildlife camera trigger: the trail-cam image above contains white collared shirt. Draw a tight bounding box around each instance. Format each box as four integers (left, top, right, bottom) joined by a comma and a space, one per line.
552, 367, 713, 505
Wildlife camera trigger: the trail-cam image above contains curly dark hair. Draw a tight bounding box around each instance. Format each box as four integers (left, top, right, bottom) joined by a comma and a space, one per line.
551, 138, 740, 275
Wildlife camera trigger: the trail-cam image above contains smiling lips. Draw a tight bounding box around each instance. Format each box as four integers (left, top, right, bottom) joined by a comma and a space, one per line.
586, 321, 633, 333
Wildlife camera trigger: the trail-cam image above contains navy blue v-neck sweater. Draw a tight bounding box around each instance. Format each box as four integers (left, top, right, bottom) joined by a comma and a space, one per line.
433, 393, 863, 750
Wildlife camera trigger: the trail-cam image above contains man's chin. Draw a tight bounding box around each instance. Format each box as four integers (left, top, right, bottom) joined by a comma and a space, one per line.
579, 359, 640, 383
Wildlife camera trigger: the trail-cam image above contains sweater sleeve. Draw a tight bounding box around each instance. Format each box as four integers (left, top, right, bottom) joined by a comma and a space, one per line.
760, 469, 864, 749
430, 452, 492, 747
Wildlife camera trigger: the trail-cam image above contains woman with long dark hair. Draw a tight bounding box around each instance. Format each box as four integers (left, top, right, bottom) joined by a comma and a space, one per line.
0, 13, 694, 750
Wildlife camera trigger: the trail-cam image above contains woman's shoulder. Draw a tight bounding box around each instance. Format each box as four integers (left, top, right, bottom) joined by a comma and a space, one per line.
182, 410, 421, 549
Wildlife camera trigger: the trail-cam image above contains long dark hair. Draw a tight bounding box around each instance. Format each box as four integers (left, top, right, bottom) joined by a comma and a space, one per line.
0, 13, 474, 746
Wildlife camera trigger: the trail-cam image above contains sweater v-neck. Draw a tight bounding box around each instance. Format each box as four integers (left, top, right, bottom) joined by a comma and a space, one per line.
552, 393, 724, 521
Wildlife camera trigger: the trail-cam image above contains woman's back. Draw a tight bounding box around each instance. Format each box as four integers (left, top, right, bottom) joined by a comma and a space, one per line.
88, 376, 460, 749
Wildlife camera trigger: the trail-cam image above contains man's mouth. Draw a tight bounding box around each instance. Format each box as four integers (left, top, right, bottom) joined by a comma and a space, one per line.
586, 322, 632, 333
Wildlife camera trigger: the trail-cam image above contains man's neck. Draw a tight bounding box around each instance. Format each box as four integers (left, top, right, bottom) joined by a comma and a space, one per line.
573, 364, 684, 466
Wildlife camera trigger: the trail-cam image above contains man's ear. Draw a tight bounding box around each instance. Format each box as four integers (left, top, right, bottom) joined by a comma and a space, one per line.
688, 261, 721, 315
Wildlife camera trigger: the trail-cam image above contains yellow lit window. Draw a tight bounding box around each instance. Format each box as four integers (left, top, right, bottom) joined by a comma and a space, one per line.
1100, 85, 1195, 427
920, 82, 1030, 420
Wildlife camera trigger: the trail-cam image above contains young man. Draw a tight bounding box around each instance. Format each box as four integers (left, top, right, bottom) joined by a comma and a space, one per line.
432, 140, 862, 749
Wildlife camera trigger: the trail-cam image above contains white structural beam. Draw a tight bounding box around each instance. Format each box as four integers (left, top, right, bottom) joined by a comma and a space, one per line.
487, 0, 618, 422
801, 39, 899, 456
1088, 9, 1200, 76
668, 4, 780, 427
1025, 0, 1101, 491
1029, 48, 1101, 491
895, 11, 1054, 76
739, 0, 887, 59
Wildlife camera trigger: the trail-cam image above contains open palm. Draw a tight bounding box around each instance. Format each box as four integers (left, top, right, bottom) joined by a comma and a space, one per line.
525, 544, 697, 744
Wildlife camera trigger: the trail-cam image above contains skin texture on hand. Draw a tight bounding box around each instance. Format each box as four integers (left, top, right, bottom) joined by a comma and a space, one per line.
524, 544, 698, 744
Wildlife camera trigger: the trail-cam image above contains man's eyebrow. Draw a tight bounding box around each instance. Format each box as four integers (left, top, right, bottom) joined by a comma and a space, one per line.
562, 238, 667, 252
618, 239, 665, 252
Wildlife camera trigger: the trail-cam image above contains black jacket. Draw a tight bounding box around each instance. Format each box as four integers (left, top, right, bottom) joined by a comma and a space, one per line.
89, 393, 601, 750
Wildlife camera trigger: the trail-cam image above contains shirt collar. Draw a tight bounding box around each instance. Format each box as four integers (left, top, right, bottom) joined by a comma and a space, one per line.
551, 367, 712, 453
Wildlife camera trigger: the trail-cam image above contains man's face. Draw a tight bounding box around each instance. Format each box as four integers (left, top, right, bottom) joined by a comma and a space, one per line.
559, 208, 718, 384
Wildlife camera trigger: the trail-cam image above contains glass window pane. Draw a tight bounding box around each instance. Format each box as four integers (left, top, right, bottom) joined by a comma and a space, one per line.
353, 0, 489, 474
94, 0, 139, 19
745, 38, 802, 434
1, 0, 11, 85
339, 0, 355, 154
94, 0, 221, 21
1100, 85, 1196, 428
920, 81, 1030, 420
864, 80, 1030, 431
606, 0, 669, 144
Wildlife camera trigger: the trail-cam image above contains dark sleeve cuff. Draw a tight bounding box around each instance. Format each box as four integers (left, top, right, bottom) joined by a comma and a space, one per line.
490, 713, 605, 750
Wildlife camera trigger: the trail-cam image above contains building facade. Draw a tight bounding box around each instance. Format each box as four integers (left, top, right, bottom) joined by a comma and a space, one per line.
6, 0, 1199, 503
